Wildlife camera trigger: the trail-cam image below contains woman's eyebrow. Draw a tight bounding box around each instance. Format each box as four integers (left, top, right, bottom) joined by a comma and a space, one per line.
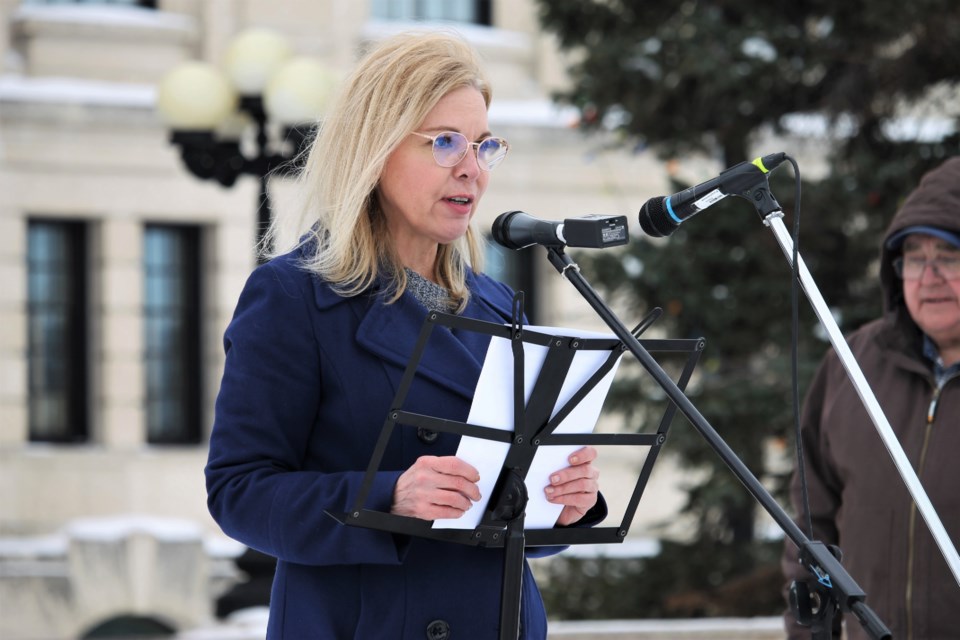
419, 126, 494, 140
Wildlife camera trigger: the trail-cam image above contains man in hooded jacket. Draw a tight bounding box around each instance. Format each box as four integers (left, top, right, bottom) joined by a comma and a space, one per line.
782, 156, 960, 640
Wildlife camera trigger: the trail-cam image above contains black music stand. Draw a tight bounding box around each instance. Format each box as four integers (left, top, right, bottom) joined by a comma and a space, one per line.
328, 293, 703, 640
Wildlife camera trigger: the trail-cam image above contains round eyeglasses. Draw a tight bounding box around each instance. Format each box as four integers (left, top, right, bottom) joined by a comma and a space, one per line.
893, 254, 960, 280
411, 131, 509, 171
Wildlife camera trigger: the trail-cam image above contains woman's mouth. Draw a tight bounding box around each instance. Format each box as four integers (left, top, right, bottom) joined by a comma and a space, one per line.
444, 196, 474, 214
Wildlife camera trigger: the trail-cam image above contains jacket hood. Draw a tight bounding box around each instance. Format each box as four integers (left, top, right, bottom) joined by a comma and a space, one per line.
879, 156, 960, 314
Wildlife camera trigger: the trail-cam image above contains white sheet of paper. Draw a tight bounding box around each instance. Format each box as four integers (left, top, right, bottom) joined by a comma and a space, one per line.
433, 326, 621, 530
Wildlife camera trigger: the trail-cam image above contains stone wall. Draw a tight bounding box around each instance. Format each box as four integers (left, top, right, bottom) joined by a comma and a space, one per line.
0, 515, 241, 640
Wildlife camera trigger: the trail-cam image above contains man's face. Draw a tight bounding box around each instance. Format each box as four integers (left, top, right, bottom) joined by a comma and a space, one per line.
900, 234, 960, 356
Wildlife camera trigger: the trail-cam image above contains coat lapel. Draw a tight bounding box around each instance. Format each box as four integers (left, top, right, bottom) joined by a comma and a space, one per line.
312, 270, 516, 401
355, 291, 484, 401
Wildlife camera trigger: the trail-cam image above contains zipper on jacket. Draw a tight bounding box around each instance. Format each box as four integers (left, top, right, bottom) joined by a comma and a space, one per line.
926, 386, 941, 423
905, 385, 940, 640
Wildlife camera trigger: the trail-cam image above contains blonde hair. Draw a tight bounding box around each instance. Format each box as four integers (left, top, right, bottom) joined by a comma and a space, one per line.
266, 31, 492, 311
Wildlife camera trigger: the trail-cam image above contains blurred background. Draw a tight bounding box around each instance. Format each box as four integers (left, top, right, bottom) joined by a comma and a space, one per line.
0, 0, 956, 638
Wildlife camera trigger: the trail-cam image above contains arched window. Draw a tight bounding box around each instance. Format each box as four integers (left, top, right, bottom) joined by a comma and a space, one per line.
82, 615, 175, 638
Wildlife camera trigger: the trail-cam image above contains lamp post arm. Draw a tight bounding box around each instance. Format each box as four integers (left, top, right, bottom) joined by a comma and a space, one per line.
167, 95, 309, 261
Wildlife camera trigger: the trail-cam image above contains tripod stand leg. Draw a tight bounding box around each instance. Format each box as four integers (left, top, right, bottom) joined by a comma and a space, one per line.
499, 513, 525, 640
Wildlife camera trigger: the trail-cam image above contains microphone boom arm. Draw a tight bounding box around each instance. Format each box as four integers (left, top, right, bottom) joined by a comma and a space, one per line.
762, 210, 960, 587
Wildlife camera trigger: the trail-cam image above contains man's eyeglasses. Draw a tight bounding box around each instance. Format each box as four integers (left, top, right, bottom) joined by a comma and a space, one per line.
411, 131, 509, 171
893, 254, 960, 280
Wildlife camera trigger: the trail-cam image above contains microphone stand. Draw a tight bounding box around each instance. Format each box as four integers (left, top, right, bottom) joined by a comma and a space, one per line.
762, 210, 960, 586
542, 246, 891, 640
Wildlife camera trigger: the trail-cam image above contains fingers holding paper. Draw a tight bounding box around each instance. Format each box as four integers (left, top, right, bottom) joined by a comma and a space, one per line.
546, 446, 600, 526
391, 455, 482, 521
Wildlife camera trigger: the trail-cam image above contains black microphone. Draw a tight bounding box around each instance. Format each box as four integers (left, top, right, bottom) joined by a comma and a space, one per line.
492, 211, 629, 250
639, 152, 787, 237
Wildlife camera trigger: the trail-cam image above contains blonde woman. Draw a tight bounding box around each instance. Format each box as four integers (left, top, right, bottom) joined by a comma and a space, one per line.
206, 32, 603, 639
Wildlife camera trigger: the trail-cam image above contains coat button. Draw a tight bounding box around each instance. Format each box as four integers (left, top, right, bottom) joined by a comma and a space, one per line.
417, 427, 439, 444
426, 619, 450, 640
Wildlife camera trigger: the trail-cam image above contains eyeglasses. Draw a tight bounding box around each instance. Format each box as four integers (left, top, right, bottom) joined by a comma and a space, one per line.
411, 131, 509, 171
892, 254, 960, 280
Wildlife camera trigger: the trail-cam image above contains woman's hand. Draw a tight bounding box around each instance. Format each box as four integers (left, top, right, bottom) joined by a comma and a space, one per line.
392, 456, 481, 521
546, 446, 600, 526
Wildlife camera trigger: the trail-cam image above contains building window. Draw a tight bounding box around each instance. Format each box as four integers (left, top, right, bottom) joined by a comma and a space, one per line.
22, 0, 157, 8
27, 220, 89, 443
485, 240, 538, 324
371, 0, 492, 25
144, 225, 202, 445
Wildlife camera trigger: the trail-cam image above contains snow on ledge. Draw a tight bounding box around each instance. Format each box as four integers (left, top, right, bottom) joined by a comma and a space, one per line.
13, 4, 195, 32
549, 617, 782, 635
0, 76, 580, 129
362, 19, 530, 52
0, 534, 68, 558
0, 74, 156, 108
0, 75, 579, 130
65, 514, 203, 543
0, 523, 245, 559
204, 535, 247, 559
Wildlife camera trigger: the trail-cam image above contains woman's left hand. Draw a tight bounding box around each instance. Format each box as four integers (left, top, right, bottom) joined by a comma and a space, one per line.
546, 446, 600, 526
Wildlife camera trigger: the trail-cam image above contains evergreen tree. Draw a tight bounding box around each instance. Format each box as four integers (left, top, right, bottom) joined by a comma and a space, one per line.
534, 0, 959, 617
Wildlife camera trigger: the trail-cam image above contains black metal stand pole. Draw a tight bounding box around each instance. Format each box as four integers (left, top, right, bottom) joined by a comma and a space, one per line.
543, 246, 890, 639
489, 467, 530, 640
257, 172, 271, 264
499, 512, 525, 640
250, 100, 272, 262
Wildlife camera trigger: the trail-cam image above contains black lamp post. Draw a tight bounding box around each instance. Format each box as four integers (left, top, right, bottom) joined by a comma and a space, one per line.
158, 29, 334, 261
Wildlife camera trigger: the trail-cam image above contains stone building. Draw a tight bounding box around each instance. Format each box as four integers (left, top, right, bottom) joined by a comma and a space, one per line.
0, 0, 674, 637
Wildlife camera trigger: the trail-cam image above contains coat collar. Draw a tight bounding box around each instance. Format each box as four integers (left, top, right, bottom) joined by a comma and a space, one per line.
313, 270, 515, 400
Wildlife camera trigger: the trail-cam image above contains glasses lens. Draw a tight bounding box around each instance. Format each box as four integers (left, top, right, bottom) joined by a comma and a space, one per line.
478, 137, 509, 170
432, 132, 468, 167
942, 257, 960, 278
896, 255, 960, 280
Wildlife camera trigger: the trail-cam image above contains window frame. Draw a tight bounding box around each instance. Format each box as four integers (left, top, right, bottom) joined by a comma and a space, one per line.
26, 219, 90, 443
143, 223, 203, 446
370, 0, 492, 26
22, 0, 157, 8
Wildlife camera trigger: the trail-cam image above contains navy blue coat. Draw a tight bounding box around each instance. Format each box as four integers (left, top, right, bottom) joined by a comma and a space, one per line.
206, 246, 567, 639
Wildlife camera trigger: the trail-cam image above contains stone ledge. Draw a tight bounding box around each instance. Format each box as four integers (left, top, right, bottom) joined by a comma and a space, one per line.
175, 610, 783, 640
548, 617, 782, 639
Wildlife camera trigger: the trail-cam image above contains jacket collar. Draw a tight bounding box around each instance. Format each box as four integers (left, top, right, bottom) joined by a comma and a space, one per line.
314, 270, 513, 400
